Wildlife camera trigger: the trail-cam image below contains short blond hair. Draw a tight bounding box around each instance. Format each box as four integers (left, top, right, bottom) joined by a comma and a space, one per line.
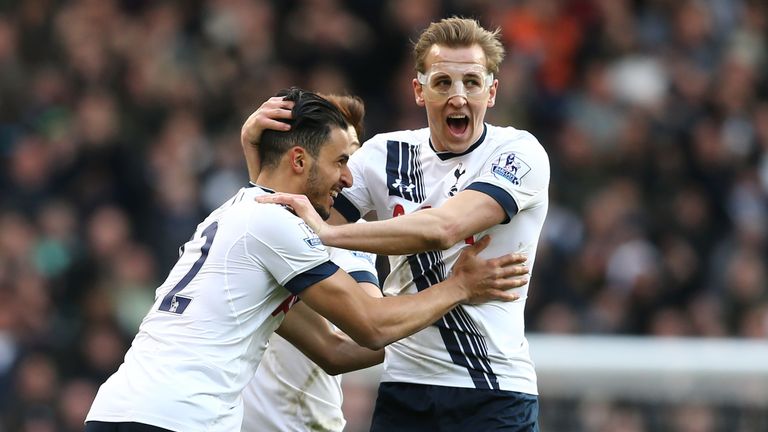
413, 17, 505, 74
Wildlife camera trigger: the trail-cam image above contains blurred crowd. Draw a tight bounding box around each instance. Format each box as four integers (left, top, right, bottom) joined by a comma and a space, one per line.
0, 0, 766, 431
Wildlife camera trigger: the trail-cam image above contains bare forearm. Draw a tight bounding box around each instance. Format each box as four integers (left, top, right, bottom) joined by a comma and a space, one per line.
325, 333, 384, 374
324, 191, 506, 254
243, 149, 260, 183
341, 281, 466, 350
301, 242, 522, 352
324, 209, 455, 254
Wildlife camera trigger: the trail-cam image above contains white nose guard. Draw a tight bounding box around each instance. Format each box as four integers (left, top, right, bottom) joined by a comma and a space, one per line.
417, 62, 493, 102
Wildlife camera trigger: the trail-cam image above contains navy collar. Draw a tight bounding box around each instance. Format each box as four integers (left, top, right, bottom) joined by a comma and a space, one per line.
429, 123, 488, 161
248, 181, 275, 194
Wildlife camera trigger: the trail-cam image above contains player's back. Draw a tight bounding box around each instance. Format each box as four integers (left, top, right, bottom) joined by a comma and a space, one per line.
87, 186, 317, 431
241, 333, 344, 432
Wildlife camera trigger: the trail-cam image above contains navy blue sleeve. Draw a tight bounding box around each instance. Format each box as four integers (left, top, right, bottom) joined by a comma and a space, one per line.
333, 193, 361, 222
348, 270, 380, 288
283, 261, 340, 295
465, 182, 519, 224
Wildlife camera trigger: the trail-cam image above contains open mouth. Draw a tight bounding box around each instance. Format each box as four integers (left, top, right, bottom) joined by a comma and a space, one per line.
446, 114, 469, 136
330, 189, 340, 202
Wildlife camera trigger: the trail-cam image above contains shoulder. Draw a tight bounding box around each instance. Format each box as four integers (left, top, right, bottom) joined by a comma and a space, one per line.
487, 125, 545, 151
247, 203, 328, 256
246, 203, 311, 237
486, 125, 549, 164
351, 128, 430, 171
474, 125, 550, 190
363, 127, 430, 147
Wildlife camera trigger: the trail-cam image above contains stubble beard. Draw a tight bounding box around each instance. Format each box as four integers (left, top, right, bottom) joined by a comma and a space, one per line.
306, 163, 331, 221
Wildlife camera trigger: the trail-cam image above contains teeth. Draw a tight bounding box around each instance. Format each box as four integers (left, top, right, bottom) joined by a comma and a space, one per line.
448, 114, 467, 119
330, 191, 338, 198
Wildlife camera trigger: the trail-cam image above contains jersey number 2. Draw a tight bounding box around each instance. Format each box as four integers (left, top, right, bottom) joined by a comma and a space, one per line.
158, 221, 219, 314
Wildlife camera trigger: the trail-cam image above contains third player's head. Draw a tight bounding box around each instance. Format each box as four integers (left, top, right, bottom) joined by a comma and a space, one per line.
412, 17, 504, 154
259, 87, 353, 220
320, 94, 366, 154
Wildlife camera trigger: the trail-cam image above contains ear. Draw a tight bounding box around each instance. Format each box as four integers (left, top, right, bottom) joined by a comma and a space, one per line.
487, 79, 498, 108
413, 78, 425, 107
288, 146, 307, 174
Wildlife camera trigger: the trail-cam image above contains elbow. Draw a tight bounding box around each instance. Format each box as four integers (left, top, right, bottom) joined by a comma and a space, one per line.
355, 335, 387, 352
360, 338, 387, 352
307, 350, 343, 376
318, 362, 345, 376
349, 326, 388, 351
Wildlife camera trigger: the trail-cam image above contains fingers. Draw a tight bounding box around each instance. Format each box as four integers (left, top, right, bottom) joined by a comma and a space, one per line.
255, 192, 294, 204
247, 98, 291, 118
497, 263, 529, 278
495, 275, 529, 289
479, 277, 527, 304
266, 107, 293, 119
261, 118, 291, 131
255, 103, 293, 131
485, 290, 520, 302
254, 193, 310, 208
493, 252, 527, 266
493, 256, 529, 290
254, 195, 276, 204
244, 98, 295, 134
266, 96, 294, 109
276, 96, 295, 107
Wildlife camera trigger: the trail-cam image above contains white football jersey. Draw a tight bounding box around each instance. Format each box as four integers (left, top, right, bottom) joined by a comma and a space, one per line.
240, 246, 378, 432
86, 186, 339, 432
334, 124, 549, 395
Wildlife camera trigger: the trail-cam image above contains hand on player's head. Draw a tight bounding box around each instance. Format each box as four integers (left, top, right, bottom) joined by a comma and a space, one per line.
451, 235, 528, 305
241, 96, 295, 149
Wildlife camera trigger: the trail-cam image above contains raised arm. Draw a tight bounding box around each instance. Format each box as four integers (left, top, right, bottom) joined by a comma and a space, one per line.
298, 236, 527, 350
275, 296, 383, 376
241, 97, 294, 182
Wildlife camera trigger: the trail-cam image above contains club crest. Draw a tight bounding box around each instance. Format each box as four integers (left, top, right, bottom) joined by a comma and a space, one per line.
448, 163, 466, 197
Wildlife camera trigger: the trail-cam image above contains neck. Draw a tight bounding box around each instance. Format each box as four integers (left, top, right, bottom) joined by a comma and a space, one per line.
255, 169, 303, 195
